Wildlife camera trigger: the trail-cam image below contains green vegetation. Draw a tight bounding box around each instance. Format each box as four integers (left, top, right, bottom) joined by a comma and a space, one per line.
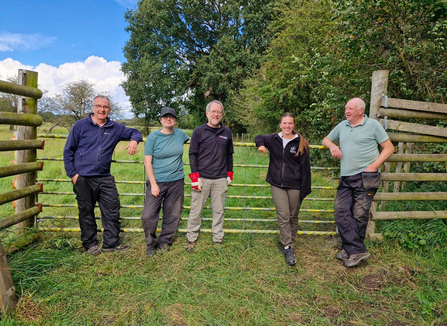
1, 124, 447, 325
120, 0, 447, 138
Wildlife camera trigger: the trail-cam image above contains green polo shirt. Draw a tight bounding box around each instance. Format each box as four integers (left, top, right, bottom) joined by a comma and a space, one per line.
144, 129, 190, 182
327, 115, 389, 176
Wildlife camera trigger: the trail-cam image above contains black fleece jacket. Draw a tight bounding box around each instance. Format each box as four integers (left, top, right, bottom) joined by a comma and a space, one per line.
255, 133, 311, 198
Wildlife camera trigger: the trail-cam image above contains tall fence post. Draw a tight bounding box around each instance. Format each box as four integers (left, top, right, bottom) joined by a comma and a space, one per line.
367, 70, 389, 239
0, 241, 17, 314
15, 70, 39, 233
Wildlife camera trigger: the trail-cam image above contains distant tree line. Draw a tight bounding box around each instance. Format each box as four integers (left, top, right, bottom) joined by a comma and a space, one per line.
121, 0, 447, 141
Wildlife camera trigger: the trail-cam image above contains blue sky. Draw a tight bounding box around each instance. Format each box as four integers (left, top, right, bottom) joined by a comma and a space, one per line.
0, 0, 139, 117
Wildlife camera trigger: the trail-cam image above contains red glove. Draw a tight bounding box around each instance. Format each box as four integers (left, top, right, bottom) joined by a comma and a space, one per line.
189, 172, 202, 191
227, 171, 233, 185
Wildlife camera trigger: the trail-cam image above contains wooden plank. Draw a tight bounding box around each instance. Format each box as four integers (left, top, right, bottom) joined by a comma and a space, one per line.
387, 154, 447, 162
0, 112, 43, 127
372, 211, 447, 220
0, 140, 44, 151
382, 97, 447, 114
378, 108, 447, 120
380, 119, 447, 138
380, 173, 447, 181
373, 192, 447, 201
388, 132, 447, 143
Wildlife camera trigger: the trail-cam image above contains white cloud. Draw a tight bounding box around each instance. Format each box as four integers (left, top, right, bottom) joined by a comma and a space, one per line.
0, 31, 56, 52
0, 56, 133, 118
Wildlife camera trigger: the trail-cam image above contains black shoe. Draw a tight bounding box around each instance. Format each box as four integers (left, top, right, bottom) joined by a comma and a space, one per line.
336, 249, 349, 261
343, 252, 371, 268
87, 245, 101, 256
146, 249, 156, 257
282, 246, 296, 266
102, 244, 130, 253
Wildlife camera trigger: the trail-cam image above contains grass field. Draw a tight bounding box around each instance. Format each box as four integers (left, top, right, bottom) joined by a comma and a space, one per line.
1, 124, 447, 325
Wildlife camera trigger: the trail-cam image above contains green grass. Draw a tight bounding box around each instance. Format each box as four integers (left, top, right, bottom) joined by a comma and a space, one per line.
4, 234, 447, 325
1, 124, 447, 325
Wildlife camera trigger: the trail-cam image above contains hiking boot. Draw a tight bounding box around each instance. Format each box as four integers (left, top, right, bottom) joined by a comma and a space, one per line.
102, 244, 130, 253
185, 241, 196, 252
336, 249, 349, 261
87, 245, 101, 256
343, 252, 371, 268
282, 246, 296, 266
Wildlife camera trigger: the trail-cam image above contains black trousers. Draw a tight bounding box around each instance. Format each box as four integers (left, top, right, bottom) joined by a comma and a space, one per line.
141, 179, 184, 251
333, 172, 380, 255
73, 175, 121, 250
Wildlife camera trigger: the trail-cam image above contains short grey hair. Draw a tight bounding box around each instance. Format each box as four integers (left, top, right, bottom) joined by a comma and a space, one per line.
93, 95, 111, 104
206, 100, 224, 113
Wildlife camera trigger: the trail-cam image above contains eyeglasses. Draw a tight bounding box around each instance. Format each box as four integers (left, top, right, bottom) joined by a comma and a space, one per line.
93, 104, 111, 110
209, 110, 223, 115
161, 115, 176, 120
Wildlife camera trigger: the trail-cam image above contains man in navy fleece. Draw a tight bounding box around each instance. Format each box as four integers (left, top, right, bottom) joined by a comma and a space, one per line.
63, 95, 142, 256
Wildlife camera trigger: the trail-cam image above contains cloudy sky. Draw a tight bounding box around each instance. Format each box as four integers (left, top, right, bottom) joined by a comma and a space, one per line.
0, 0, 139, 118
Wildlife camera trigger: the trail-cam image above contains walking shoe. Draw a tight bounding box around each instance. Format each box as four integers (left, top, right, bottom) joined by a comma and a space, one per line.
213, 241, 222, 247
336, 249, 349, 261
282, 246, 296, 266
102, 244, 130, 253
87, 245, 101, 256
146, 249, 156, 257
185, 241, 196, 252
343, 252, 371, 268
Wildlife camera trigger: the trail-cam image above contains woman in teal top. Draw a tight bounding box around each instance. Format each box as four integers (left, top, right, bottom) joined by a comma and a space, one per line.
141, 107, 189, 257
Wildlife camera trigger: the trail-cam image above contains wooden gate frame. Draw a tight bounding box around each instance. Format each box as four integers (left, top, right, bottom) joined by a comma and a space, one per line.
0, 70, 44, 314
367, 70, 447, 239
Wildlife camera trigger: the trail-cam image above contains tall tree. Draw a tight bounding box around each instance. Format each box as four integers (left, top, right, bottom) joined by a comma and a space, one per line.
236, 0, 447, 140
231, 0, 334, 139
331, 0, 447, 104
53, 80, 122, 128
122, 0, 275, 131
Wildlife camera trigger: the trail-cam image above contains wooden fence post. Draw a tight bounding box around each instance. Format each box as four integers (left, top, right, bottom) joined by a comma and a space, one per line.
15, 70, 39, 233
0, 240, 17, 314
367, 70, 389, 240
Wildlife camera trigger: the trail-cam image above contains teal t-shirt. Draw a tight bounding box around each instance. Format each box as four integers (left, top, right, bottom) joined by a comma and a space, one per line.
327, 116, 389, 176
144, 129, 190, 182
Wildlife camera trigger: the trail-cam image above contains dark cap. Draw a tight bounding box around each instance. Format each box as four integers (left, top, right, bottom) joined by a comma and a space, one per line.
160, 107, 177, 118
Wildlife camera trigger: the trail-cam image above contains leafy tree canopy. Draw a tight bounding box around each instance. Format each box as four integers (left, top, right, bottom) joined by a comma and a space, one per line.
122, 0, 275, 131
234, 0, 447, 141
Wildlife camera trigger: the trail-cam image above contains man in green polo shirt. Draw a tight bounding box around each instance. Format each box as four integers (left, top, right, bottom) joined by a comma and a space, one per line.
322, 98, 394, 267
